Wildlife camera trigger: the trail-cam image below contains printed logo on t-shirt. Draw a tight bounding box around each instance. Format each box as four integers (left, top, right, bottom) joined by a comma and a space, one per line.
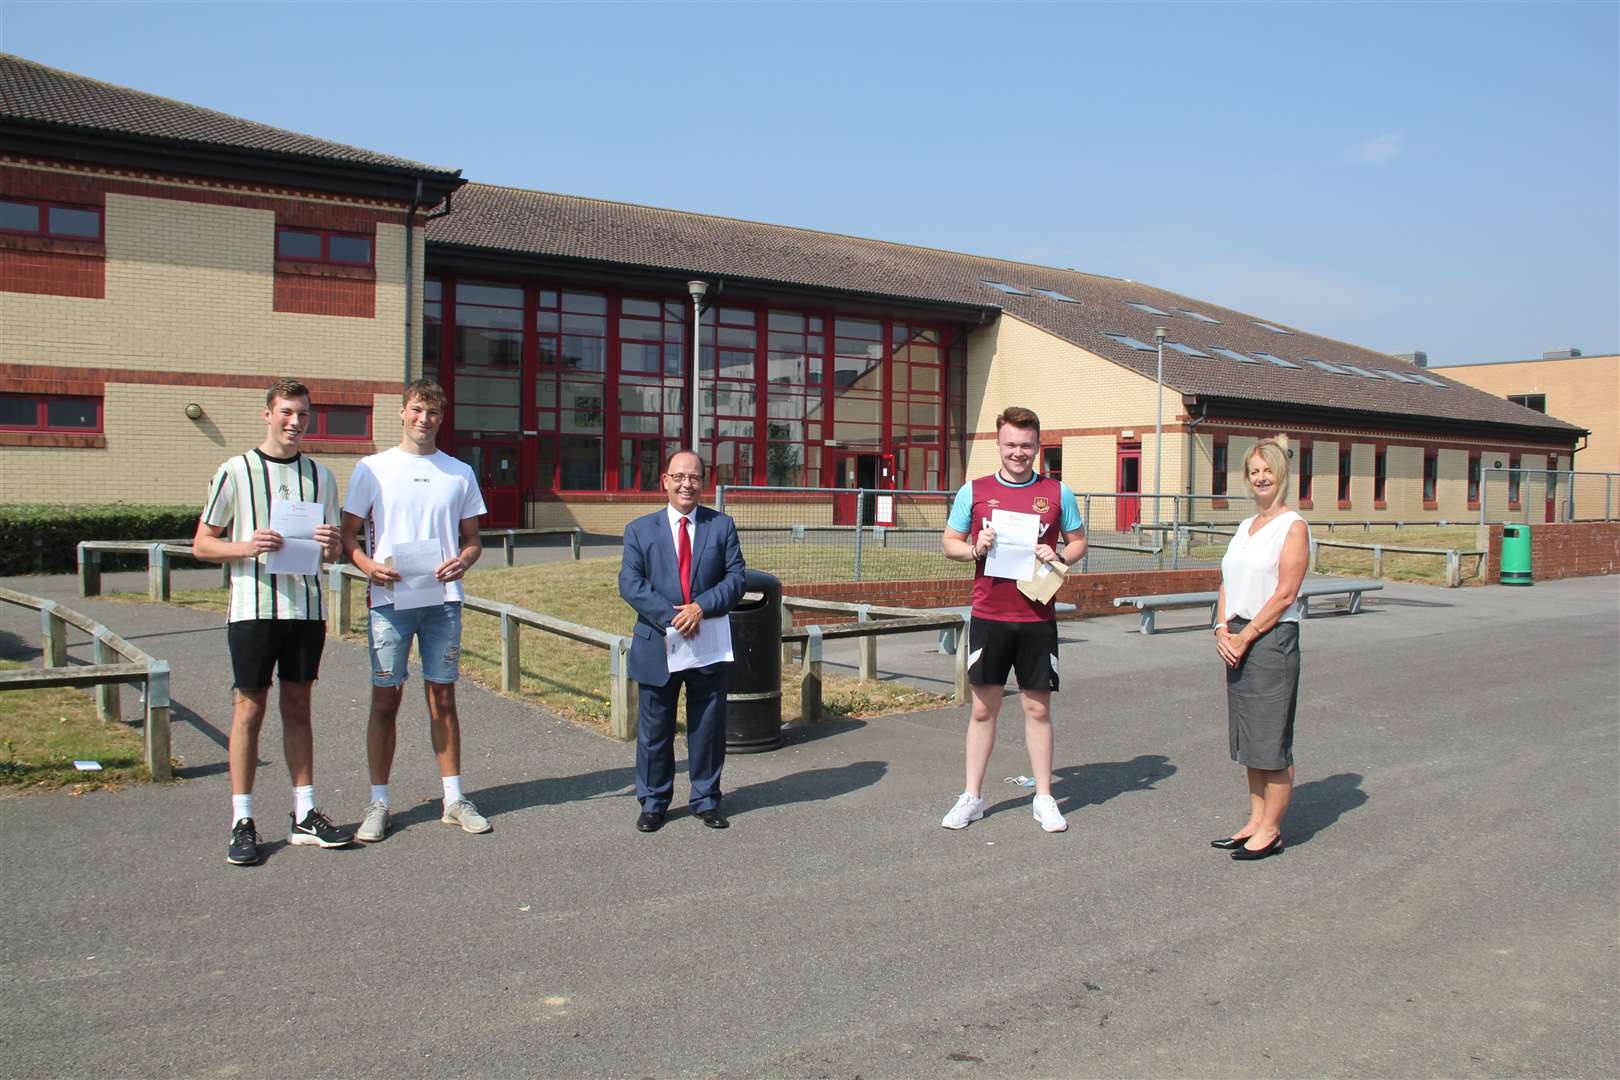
277, 482, 291, 498
1032, 497, 1050, 513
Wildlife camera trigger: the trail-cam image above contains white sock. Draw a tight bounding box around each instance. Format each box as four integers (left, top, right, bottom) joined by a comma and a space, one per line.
442, 774, 463, 807
370, 784, 389, 808
232, 793, 253, 828
292, 785, 315, 821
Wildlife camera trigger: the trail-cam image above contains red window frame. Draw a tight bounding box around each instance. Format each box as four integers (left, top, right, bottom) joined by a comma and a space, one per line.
0, 197, 104, 242
1337, 446, 1353, 508
1041, 444, 1062, 481
1297, 441, 1314, 508
1467, 452, 1482, 509
309, 404, 372, 441
275, 225, 373, 267
0, 393, 103, 433
1422, 449, 1439, 508
1373, 447, 1388, 508
1507, 453, 1522, 508
1211, 436, 1229, 497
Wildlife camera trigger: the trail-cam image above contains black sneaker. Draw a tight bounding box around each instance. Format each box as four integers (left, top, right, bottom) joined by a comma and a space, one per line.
227, 818, 261, 866
288, 808, 355, 848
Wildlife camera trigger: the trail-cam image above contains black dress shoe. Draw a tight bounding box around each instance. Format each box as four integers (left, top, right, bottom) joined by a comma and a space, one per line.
636, 810, 666, 833
1231, 835, 1283, 861
695, 808, 729, 830
1210, 835, 1254, 850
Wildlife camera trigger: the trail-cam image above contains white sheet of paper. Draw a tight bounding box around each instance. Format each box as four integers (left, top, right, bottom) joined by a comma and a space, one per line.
266, 500, 324, 575
665, 614, 733, 673
389, 539, 447, 611
73, 760, 103, 771
985, 509, 1040, 580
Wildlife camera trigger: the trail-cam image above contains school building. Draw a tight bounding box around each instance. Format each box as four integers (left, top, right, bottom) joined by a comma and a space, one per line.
1, 54, 1586, 532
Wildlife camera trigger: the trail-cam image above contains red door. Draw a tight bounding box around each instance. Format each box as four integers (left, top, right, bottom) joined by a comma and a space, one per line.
829, 452, 881, 524
468, 442, 522, 527
1116, 444, 1142, 532
1545, 457, 1558, 523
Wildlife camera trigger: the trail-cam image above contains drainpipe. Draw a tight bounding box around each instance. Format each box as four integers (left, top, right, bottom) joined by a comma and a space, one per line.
402, 179, 422, 386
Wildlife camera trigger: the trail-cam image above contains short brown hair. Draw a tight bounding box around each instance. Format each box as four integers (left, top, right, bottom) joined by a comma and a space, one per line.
265, 379, 309, 407
402, 379, 447, 410
995, 406, 1040, 435
664, 448, 703, 476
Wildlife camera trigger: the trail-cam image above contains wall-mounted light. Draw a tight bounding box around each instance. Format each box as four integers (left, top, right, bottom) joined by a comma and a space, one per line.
184, 403, 203, 420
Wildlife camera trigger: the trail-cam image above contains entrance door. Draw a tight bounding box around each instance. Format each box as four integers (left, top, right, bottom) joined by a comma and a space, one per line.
1545, 457, 1559, 523
830, 452, 881, 525
468, 441, 522, 527
1116, 444, 1142, 532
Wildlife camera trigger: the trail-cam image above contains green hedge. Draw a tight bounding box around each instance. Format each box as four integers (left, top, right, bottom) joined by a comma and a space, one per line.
0, 504, 203, 576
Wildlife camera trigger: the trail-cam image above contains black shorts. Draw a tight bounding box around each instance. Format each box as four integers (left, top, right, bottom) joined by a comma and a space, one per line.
227, 619, 327, 690
967, 617, 1059, 692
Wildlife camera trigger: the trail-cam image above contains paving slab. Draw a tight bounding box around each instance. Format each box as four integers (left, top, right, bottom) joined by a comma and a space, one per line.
0, 572, 1615, 1079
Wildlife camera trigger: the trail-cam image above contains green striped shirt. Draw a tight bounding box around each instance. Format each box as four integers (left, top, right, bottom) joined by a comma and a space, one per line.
201, 450, 339, 623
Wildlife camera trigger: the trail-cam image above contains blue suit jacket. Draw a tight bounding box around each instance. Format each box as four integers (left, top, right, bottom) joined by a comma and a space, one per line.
618, 504, 747, 688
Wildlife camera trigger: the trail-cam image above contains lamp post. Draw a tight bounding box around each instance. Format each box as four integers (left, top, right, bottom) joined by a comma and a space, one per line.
1154, 326, 1166, 526
687, 280, 708, 467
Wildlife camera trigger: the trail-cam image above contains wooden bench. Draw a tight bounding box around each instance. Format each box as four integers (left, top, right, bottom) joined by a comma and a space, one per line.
1112, 579, 1384, 635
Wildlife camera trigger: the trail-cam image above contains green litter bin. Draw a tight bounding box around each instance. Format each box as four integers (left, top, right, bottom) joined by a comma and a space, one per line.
1501, 523, 1532, 586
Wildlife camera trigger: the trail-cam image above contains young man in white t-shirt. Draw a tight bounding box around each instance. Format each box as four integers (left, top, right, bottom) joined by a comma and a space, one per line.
341, 380, 488, 843
192, 379, 353, 866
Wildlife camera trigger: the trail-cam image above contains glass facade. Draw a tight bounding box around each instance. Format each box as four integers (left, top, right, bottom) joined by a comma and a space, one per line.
425, 276, 967, 500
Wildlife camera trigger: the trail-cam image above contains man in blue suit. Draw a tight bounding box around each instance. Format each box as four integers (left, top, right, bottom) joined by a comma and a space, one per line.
618, 449, 747, 832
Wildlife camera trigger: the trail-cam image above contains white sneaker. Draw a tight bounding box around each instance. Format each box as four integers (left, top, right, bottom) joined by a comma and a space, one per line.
442, 798, 492, 834
941, 792, 985, 830
1032, 793, 1068, 833
356, 800, 389, 843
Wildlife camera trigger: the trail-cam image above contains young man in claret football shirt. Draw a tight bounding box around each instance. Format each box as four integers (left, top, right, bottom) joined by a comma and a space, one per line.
939, 406, 1086, 833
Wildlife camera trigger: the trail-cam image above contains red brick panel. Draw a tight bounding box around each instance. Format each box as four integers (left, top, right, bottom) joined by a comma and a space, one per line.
782, 568, 1225, 622
0, 243, 104, 298
1528, 523, 1620, 580
273, 269, 375, 318
0, 362, 395, 402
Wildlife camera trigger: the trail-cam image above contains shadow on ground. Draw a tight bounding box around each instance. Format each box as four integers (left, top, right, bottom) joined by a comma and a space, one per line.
1285, 771, 1368, 847
984, 753, 1178, 819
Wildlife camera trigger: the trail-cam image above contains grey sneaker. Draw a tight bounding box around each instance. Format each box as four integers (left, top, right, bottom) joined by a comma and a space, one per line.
356, 800, 389, 843
442, 798, 491, 834
941, 792, 985, 830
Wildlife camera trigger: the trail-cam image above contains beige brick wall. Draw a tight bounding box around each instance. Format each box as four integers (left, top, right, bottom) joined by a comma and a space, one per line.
2, 170, 422, 506
1443, 355, 1618, 475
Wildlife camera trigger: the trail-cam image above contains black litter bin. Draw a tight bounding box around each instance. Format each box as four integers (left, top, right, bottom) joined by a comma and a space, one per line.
725, 569, 783, 753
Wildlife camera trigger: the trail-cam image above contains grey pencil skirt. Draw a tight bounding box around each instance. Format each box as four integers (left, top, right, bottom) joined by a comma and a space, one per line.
1225, 618, 1300, 770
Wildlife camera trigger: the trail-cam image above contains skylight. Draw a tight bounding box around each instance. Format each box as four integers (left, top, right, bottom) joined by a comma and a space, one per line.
1125, 301, 1173, 316
1252, 320, 1294, 334
1305, 359, 1354, 376
1253, 353, 1301, 368
1101, 332, 1157, 352
1405, 372, 1448, 388
980, 279, 1030, 296
1034, 288, 1078, 303
1341, 365, 1384, 380
1165, 342, 1211, 358
1376, 369, 1421, 384
1210, 347, 1261, 364
1180, 310, 1221, 324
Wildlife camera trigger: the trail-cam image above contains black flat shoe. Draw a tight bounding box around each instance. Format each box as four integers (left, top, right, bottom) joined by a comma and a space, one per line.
1231, 835, 1283, 861
695, 808, 729, 830
1210, 835, 1254, 850
636, 810, 666, 833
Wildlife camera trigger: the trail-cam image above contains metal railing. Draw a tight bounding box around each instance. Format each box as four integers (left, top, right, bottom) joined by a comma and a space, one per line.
778, 598, 967, 725
1140, 523, 1486, 586
1480, 468, 1618, 524
0, 586, 172, 780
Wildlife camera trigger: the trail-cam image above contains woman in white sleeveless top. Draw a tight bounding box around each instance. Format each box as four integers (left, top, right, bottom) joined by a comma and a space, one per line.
1211, 435, 1310, 862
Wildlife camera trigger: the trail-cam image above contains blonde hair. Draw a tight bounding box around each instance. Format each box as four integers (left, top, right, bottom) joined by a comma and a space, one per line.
1244, 434, 1292, 505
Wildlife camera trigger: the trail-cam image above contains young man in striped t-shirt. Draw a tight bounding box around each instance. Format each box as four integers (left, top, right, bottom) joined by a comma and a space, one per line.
192, 379, 354, 866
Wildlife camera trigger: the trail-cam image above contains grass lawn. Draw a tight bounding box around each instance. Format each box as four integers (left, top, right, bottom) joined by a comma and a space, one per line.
0, 660, 148, 791
743, 543, 968, 585
111, 560, 952, 732
1187, 525, 1487, 585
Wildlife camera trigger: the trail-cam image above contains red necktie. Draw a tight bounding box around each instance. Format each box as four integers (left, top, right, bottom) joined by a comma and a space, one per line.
677, 517, 693, 605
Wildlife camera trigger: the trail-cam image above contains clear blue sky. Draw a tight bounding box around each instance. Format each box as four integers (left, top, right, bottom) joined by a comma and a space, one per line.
5, 0, 1616, 365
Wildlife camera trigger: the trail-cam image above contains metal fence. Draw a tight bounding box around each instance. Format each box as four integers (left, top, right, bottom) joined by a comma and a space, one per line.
1479, 469, 1619, 525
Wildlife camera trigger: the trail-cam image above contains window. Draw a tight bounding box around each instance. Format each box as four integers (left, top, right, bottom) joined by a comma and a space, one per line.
1306, 359, 1354, 376
1043, 446, 1062, 481
0, 393, 102, 431
1101, 332, 1156, 352
1467, 452, 1482, 507
1338, 447, 1353, 504
0, 198, 102, 240
1179, 310, 1221, 323
1374, 448, 1388, 505
1210, 347, 1260, 364
1254, 353, 1301, 369
275, 226, 373, 267
1422, 449, 1438, 505
1033, 288, 1078, 303
1165, 341, 1211, 358
979, 279, 1029, 296
1125, 301, 1172, 316
1211, 437, 1229, 497
1508, 453, 1522, 506
309, 405, 371, 440
423, 278, 443, 383
1299, 445, 1314, 504
1341, 366, 1384, 380
1405, 372, 1448, 388
1377, 369, 1421, 384
1508, 394, 1547, 413
1252, 320, 1293, 334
